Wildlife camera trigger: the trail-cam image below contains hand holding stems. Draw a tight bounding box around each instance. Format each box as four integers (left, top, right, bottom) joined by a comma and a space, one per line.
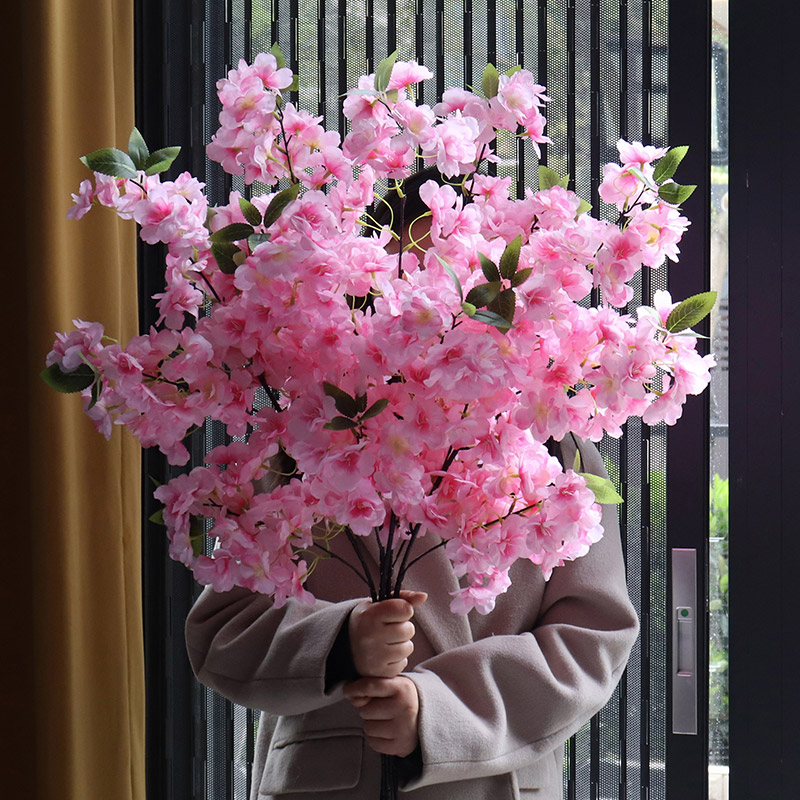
348, 590, 427, 677
344, 676, 421, 758
346, 590, 427, 757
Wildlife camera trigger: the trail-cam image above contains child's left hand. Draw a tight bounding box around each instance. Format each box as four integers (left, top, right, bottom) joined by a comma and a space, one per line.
343, 676, 420, 757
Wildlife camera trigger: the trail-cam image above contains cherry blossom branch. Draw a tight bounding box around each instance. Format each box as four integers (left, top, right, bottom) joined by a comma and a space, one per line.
392, 522, 422, 594
274, 104, 299, 185
378, 512, 398, 600
309, 543, 373, 588
429, 446, 465, 494
257, 375, 283, 411
199, 271, 223, 304
344, 527, 378, 601
142, 373, 187, 389
402, 538, 447, 572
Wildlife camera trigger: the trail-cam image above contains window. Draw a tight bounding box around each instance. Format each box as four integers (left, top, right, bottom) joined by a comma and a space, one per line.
137, 1, 713, 797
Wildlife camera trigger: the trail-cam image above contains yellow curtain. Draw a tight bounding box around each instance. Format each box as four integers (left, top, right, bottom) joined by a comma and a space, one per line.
3, 1, 144, 798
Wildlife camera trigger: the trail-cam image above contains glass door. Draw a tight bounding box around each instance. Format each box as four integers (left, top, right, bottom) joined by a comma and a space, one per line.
708, 3, 729, 798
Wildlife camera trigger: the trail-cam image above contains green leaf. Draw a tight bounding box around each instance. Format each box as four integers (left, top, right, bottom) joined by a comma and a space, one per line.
211, 241, 242, 274
434, 254, 463, 301
149, 475, 163, 488
498, 235, 522, 279
248, 233, 271, 251
479, 253, 501, 282
575, 198, 592, 217
144, 146, 181, 176
538, 165, 568, 191
239, 196, 263, 226
505, 65, 522, 77
322, 382, 359, 418
287, 75, 300, 92
210, 222, 255, 244
471, 309, 514, 331
510, 267, 532, 288
354, 393, 368, 415
572, 448, 582, 473
270, 43, 287, 69
148, 508, 165, 526
580, 472, 624, 504
128, 127, 150, 169
665, 291, 718, 333
653, 145, 689, 184
465, 281, 502, 308
361, 398, 389, 420
189, 516, 206, 557
40, 362, 95, 394
482, 63, 500, 99
461, 301, 478, 317
262, 183, 302, 228
658, 182, 697, 206
375, 51, 398, 93
323, 416, 360, 431
80, 147, 138, 179
487, 287, 516, 324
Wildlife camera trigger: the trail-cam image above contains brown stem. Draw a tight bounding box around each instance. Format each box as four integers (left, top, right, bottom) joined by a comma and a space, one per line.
344, 528, 378, 601
199, 271, 223, 303
392, 522, 422, 594
309, 543, 373, 589
257, 375, 283, 411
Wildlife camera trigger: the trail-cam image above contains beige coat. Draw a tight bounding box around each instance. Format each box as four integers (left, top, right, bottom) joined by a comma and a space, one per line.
185, 437, 639, 799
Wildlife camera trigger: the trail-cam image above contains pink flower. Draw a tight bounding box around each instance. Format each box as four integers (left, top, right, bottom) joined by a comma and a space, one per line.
496, 70, 549, 118
318, 445, 376, 492
343, 75, 385, 124
94, 174, 124, 208
652, 289, 679, 327
421, 113, 480, 177
47, 319, 105, 371
617, 139, 667, 169
599, 163, 643, 210
218, 63, 279, 131
391, 101, 436, 144
449, 568, 512, 615
387, 60, 433, 90
337, 480, 386, 536
67, 179, 94, 220
251, 52, 294, 91
153, 274, 204, 328
193, 553, 239, 593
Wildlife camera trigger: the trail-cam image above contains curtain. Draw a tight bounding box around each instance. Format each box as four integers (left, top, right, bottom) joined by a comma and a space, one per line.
2, 1, 144, 798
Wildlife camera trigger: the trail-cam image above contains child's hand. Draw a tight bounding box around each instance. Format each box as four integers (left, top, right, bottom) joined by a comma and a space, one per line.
344, 676, 420, 757
348, 590, 427, 678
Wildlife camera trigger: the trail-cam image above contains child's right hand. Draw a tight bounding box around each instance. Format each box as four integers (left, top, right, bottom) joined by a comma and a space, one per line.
348, 590, 427, 678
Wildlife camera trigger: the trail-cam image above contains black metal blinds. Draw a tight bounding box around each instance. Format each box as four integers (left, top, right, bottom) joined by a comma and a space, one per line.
178, 2, 672, 798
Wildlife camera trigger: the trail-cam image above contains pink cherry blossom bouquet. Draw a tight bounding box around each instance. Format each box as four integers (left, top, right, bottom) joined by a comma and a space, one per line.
44, 48, 715, 615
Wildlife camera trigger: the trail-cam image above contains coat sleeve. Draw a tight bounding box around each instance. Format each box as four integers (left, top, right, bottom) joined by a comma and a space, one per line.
402, 438, 639, 790
185, 585, 364, 715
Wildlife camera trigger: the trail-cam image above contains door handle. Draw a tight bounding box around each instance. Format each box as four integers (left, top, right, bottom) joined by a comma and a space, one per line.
672, 548, 698, 734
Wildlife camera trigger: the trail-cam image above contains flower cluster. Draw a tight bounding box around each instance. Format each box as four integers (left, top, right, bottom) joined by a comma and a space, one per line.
48, 52, 714, 613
